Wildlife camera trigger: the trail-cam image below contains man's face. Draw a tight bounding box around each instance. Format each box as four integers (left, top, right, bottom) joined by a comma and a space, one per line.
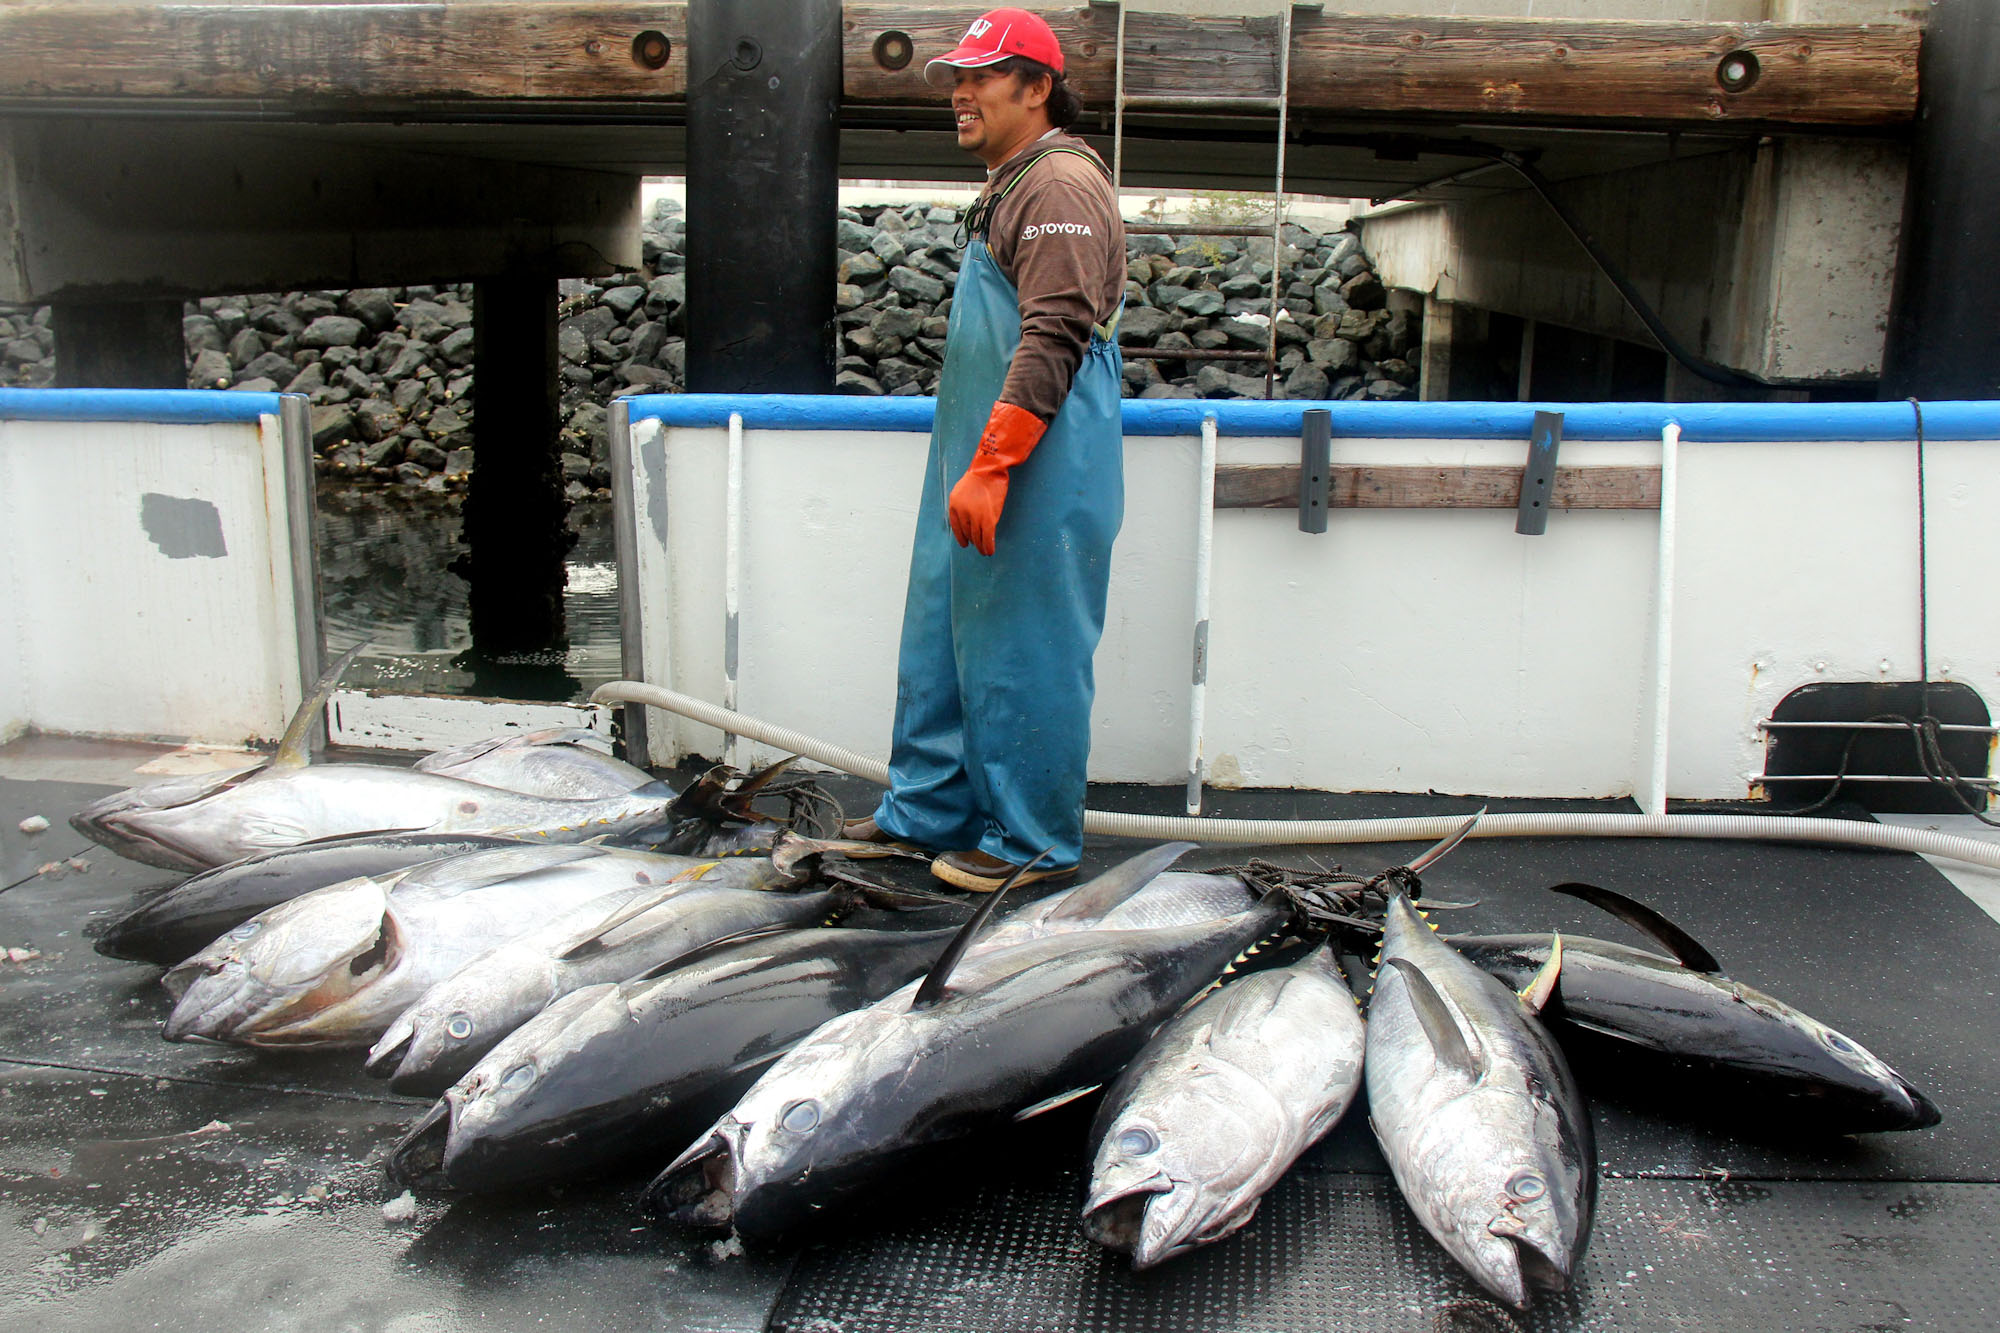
951, 66, 1049, 168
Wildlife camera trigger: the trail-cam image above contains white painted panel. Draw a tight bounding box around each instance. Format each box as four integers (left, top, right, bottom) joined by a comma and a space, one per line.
0, 416, 299, 745
327, 689, 613, 752
1668, 438, 2000, 798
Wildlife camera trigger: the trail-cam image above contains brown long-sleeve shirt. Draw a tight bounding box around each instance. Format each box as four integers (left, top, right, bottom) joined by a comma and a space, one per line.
975, 131, 1126, 424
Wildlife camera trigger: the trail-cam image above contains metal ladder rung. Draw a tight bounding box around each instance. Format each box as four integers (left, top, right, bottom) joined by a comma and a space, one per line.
1120, 94, 1284, 112
1125, 223, 1282, 237
1121, 348, 1273, 363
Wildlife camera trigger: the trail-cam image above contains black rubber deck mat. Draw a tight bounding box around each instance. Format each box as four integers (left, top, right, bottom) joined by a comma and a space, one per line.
769, 1169, 2000, 1332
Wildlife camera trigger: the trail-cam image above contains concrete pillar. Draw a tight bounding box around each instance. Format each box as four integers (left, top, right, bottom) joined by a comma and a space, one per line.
1882, 0, 2000, 399
51, 300, 184, 389
1419, 295, 1454, 402
685, 0, 840, 393
460, 269, 568, 661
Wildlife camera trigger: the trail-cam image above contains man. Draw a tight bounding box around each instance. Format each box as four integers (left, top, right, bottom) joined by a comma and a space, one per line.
846, 8, 1127, 893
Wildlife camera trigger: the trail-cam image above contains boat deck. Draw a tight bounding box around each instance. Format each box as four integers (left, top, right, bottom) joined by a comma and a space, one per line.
4, 736, 1999, 1331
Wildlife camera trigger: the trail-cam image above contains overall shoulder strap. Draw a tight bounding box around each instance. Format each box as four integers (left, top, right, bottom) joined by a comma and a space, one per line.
962, 147, 1108, 242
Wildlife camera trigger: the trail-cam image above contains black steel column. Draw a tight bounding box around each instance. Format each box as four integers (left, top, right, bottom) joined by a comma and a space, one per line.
460, 267, 569, 660
685, 0, 840, 393
51, 299, 184, 388
1882, 0, 2000, 399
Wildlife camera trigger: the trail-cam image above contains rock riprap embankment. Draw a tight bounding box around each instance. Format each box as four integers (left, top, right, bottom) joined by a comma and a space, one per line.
0, 197, 1414, 497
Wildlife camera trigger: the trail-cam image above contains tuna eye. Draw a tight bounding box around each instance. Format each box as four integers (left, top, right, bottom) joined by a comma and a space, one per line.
780, 1100, 820, 1133
500, 1063, 535, 1092
1823, 1030, 1856, 1054
446, 1013, 474, 1041
1117, 1127, 1158, 1156
1507, 1171, 1547, 1202
229, 922, 261, 940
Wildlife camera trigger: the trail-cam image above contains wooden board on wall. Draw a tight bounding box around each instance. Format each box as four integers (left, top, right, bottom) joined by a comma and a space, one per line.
1214, 462, 1663, 510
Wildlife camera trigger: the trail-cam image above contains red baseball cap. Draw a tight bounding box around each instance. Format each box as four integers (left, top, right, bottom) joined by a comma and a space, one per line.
924, 8, 1065, 86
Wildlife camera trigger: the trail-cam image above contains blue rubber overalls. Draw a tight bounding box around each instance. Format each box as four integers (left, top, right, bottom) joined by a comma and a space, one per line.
871, 168, 1125, 870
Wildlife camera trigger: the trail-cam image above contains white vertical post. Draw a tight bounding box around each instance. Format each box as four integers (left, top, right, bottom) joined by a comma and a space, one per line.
1187, 414, 1218, 815
1642, 420, 1682, 815
723, 411, 745, 769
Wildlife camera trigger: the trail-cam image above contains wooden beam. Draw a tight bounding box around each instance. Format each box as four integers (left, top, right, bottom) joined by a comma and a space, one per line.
1214, 463, 1662, 511
0, 4, 1917, 129
845, 5, 1918, 129
0, 3, 689, 102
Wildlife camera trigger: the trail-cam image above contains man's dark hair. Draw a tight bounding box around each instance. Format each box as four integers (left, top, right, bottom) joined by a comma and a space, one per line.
993, 56, 1083, 130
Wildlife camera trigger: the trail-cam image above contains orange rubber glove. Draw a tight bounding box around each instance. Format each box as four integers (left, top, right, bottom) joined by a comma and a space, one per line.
948, 401, 1047, 556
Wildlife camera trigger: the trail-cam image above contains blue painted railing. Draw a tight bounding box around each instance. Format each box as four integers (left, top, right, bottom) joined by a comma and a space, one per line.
625, 394, 2000, 442
0, 388, 285, 424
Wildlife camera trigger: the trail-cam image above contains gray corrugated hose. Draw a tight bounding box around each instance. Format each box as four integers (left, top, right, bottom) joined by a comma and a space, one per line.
592, 681, 2000, 873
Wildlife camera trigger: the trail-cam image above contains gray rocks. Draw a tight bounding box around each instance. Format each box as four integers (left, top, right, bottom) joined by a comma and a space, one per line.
300, 316, 367, 350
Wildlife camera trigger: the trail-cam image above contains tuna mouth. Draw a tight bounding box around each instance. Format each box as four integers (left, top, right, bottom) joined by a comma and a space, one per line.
365, 1027, 413, 1080
1897, 1076, 1944, 1130
387, 1097, 454, 1187
1079, 1177, 1171, 1259
642, 1130, 740, 1229
89, 815, 211, 872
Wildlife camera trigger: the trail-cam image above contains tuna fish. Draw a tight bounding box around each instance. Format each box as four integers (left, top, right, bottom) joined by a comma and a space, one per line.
1452, 883, 1941, 1133
159, 844, 723, 1048
366, 854, 856, 1096
1082, 940, 1366, 1268
93, 832, 526, 967
646, 862, 1291, 1237
414, 727, 660, 799
385, 924, 959, 1192
1366, 893, 1593, 1310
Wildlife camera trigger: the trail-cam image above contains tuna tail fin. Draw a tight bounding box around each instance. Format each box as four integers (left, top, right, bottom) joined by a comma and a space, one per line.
1043, 842, 1199, 924
1382, 957, 1484, 1079
1517, 932, 1563, 1013
720, 755, 798, 821
1549, 882, 1722, 973
271, 641, 367, 770
908, 847, 1053, 1011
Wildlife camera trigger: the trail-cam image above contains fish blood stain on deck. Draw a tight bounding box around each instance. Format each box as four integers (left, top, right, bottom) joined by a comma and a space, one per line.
139, 493, 227, 559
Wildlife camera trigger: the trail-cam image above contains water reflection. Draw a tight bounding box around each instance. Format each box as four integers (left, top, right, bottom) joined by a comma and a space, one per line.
315, 484, 622, 701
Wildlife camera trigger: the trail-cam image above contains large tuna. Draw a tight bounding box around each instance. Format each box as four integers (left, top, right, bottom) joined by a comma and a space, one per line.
159, 844, 724, 1048
1453, 883, 1941, 1133
646, 865, 1290, 1237
1367, 893, 1594, 1310
386, 924, 959, 1192
1082, 940, 1366, 1268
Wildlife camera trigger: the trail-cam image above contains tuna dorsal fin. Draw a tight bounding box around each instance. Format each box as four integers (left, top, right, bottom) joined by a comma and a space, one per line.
1550, 882, 1722, 973
1518, 932, 1562, 1013
1045, 842, 1198, 923
271, 642, 366, 769
909, 847, 1052, 1011
1383, 957, 1483, 1079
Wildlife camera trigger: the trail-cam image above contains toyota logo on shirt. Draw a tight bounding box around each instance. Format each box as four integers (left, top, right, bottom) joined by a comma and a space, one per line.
1021, 222, 1095, 240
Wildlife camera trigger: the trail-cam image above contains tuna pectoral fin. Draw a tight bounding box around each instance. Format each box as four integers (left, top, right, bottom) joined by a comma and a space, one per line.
1045, 842, 1200, 924
1550, 882, 1722, 974
1013, 1085, 1101, 1122
556, 868, 717, 958
909, 847, 1053, 1011
1517, 932, 1563, 1013
1383, 958, 1483, 1079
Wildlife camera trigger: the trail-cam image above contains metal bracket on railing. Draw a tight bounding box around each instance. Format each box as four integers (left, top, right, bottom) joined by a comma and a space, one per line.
1298, 408, 1331, 533
1516, 409, 1564, 535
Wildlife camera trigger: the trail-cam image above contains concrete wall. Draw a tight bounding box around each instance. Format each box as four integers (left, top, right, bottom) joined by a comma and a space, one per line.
1360, 138, 1908, 385
621, 400, 2000, 804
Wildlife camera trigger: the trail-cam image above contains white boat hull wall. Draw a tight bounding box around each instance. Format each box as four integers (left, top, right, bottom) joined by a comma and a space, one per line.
0, 412, 305, 747
628, 418, 1999, 802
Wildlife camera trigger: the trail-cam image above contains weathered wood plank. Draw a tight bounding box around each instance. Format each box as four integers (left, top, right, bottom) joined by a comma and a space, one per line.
0, 3, 689, 102
844, 5, 1917, 128
1214, 463, 1662, 511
